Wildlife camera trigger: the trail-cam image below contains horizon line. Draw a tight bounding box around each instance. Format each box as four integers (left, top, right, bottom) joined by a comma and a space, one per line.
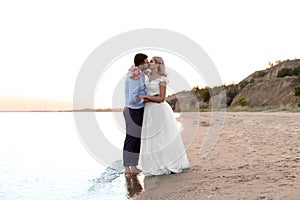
0, 107, 124, 112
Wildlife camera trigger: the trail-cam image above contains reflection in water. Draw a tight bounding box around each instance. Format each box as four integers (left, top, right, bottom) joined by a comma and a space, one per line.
85, 160, 162, 199
125, 174, 145, 199
86, 160, 149, 199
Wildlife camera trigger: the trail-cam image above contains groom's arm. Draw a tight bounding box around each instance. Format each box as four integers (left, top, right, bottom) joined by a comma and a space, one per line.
128, 77, 144, 105
139, 82, 167, 103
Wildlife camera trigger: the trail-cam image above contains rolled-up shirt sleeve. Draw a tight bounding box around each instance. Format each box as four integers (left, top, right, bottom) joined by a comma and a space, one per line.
128, 78, 145, 105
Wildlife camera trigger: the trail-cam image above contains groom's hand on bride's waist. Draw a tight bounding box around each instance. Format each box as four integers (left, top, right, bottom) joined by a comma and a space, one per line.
136, 94, 159, 102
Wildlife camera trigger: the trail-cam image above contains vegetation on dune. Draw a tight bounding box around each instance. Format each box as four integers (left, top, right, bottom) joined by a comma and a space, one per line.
166, 59, 300, 112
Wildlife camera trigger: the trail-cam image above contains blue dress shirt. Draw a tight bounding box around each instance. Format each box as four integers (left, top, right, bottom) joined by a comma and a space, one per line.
125, 72, 146, 109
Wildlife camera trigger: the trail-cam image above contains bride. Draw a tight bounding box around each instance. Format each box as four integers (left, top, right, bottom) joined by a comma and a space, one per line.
137, 56, 189, 176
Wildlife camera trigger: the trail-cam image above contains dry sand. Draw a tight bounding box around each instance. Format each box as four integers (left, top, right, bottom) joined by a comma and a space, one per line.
133, 112, 300, 200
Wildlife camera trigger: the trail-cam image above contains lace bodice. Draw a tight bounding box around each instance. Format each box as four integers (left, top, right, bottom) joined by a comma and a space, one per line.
145, 76, 169, 96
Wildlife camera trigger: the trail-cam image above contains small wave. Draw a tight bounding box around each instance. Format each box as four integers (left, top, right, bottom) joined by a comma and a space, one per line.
91, 160, 124, 184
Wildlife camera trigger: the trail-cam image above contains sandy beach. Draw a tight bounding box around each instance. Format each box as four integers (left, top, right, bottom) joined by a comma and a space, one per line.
133, 112, 300, 200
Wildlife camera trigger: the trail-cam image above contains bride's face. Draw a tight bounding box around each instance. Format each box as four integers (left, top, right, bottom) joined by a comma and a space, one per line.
149, 58, 158, 70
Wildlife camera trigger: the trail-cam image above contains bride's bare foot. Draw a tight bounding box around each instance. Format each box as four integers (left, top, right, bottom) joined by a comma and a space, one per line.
130, 166, 142, 174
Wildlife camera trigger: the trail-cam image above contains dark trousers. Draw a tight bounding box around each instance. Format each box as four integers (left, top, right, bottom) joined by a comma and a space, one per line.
123, 107, 144, 167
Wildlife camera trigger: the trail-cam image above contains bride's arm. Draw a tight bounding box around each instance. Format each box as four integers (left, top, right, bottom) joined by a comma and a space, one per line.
138, 82, 167, 103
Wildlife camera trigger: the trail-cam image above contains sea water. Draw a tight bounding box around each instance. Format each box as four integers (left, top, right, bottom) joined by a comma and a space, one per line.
0, 112, 130, 200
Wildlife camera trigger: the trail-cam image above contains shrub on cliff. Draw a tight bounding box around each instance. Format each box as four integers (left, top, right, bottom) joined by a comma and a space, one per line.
200, 87, 210, 103
192, 86, 211, 103
226, 84, 239, 106
294, 86, 300, 97
277, 65, 300, 77
237, 98, 247, 107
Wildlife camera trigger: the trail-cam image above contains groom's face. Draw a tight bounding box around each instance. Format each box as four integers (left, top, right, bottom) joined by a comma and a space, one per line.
140, 58, 150, 70
144, 58, 149, 65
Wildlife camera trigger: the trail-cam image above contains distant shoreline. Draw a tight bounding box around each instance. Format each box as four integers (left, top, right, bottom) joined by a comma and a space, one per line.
1, 107, 300, 112
0, 108, 124, 112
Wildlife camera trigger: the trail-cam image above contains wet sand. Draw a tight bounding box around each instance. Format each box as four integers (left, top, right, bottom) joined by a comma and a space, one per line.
133, 112, 300, 200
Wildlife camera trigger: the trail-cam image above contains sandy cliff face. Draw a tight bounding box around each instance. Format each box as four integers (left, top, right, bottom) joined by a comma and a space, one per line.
166, 59, 300, 111
231, 77, 299, 108
231, 59, 300, 109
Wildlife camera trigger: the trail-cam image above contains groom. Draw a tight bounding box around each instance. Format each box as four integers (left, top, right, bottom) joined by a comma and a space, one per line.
123, 53, 149, 175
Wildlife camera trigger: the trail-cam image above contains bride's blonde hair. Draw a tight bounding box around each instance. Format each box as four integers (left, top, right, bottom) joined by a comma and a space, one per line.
153, 56, 167, 76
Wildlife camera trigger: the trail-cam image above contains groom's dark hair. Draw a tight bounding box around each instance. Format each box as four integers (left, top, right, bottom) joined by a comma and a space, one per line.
134, 53, 148, 66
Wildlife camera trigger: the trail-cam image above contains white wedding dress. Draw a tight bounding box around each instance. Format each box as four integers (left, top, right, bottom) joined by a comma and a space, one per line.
139, 76, 190, 176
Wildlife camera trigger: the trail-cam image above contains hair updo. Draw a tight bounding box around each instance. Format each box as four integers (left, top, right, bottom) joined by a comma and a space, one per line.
153, 56, 167, 76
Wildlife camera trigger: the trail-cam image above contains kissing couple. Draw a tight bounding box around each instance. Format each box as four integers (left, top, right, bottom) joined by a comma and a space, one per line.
123, 53, 189, 176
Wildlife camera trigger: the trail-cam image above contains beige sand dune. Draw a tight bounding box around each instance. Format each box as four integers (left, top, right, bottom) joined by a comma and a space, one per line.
134, 112, 300, 200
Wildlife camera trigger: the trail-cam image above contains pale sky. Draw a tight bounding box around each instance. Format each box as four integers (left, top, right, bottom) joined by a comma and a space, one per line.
0, 0, 299, 111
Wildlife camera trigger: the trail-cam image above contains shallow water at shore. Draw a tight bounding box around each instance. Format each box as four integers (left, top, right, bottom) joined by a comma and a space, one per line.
0, 113, 132, 199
